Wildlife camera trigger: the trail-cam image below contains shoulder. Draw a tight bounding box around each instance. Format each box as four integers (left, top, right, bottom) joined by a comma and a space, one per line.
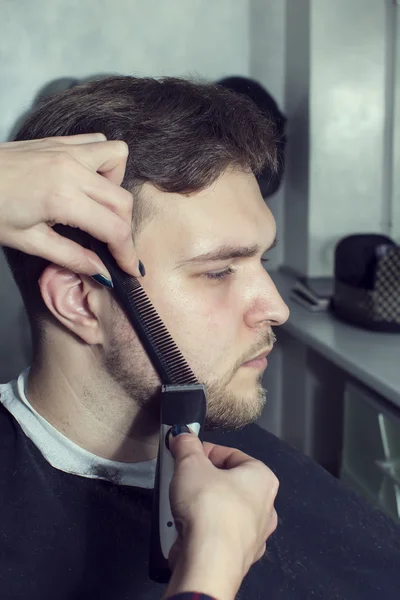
204, 423, 400, 538
204, 423, 309, 471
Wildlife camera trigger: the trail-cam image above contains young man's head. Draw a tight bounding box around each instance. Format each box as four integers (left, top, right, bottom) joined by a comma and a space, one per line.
4, 76, 289, 431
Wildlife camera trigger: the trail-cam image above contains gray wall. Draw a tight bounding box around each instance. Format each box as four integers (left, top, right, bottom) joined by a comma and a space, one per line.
284, 0, 400, 277
392, 4, 400, 239
283, 0, 310, 276
0, 0, 250, 142
250, 0, 287, 271
309, 0, 388, 276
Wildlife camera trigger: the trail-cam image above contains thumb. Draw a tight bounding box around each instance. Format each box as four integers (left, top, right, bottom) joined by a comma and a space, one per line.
168, 425, 205, 462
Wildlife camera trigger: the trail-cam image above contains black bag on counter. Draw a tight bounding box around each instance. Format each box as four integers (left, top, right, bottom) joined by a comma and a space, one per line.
331, 234, 400, 332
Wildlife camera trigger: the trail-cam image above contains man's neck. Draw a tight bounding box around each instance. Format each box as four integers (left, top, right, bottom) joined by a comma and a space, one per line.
26, 344, 160, 463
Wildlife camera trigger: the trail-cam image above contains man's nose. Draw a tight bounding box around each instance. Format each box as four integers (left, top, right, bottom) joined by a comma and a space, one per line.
244, 271, 290, 329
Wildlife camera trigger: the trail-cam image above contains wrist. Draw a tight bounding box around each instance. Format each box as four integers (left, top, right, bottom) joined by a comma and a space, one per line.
165, 534, 244, 600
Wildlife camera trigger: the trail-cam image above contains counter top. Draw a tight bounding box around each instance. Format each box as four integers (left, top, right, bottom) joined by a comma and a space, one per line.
271, 270, 400, 409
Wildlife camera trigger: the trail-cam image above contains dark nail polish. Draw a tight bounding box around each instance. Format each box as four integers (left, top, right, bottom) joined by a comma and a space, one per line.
138, 260, 146, 277
91, 274, 114, 288
170, 424, 191, 437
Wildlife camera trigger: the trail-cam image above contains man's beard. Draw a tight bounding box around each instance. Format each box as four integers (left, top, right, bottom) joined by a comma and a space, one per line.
103, 316, 274, 432
204, 375, 267, 431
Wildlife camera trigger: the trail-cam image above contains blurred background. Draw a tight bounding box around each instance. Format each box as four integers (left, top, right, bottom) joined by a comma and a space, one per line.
1, 0, 399, 521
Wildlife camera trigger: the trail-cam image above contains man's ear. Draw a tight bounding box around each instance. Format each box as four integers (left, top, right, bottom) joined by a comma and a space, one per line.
38, 264, 107, 345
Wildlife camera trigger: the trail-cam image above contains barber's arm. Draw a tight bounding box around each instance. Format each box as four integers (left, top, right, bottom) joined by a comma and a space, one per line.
0, 134, 140, 278
164, 429, 279, 600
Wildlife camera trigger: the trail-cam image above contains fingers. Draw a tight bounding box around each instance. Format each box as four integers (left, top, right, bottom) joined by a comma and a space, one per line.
255, 542, 267, 562
77, 170, 137, 275
253, 509, 277, 565
204, 442, 255, 470
6, 133, 107, 147
51, 133, 107, 145
270, 508, 278, 533
47, 190, 139, 277
199, 443, 279, 500
18, 225, 109, 277
1, 134, 137, 277
107, 232, 138, 277
80, 164, 133, 223
73, 140, 129, 185
42, 148, 136, 275
11, 135, 128, 185
169, 428, 206, 462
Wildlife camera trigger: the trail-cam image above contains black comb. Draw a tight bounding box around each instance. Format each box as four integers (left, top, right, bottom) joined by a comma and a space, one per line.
91, 240, 198, 386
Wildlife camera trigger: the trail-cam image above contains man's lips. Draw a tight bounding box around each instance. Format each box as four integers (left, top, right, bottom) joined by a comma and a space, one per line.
241, 348, 272, 368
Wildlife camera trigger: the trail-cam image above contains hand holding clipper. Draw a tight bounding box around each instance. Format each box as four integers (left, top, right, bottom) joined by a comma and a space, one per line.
149, 384, 207, 583
164, 434, 280, 600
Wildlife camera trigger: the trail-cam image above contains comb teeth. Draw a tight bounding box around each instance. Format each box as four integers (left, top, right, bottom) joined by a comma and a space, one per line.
111, 268, 198, 386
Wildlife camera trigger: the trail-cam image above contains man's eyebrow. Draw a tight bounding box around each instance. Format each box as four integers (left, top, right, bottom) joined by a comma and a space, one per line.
176, 236, 278, 267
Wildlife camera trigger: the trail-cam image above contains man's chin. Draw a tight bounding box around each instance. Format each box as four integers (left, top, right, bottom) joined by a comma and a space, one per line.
203, 380, 267, 432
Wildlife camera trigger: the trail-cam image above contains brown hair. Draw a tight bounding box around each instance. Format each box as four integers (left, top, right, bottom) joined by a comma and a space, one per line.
3, 75, 279, 341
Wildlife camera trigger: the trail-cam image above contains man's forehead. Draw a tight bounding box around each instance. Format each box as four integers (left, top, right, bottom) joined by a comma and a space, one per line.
141, 174, 268, 221
137, 172, 275, 259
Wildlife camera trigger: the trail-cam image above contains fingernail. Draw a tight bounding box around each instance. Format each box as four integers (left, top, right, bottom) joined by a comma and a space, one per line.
138, 260, 146, 277
170, 424, 191, 437
91, 274, 114, 288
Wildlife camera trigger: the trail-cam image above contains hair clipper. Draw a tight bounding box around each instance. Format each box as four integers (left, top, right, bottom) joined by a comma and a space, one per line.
149, 383, 207, 583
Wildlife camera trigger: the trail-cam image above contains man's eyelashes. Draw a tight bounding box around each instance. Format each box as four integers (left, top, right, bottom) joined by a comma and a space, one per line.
205, 257, 270, 281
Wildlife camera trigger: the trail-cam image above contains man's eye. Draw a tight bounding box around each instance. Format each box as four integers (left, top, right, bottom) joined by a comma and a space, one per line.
205, 267, 235, 280
261, 257, 269, 265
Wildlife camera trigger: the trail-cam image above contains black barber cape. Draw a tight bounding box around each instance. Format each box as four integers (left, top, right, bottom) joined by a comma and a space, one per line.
0, 402, 399, 600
